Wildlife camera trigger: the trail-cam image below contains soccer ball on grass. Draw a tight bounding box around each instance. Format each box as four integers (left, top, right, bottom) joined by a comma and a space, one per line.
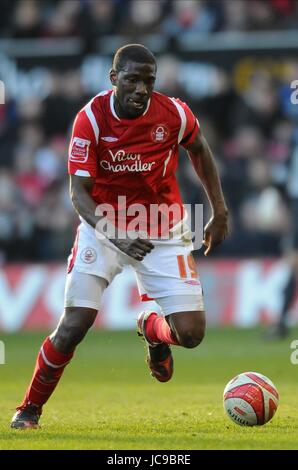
223, 371, 279, 426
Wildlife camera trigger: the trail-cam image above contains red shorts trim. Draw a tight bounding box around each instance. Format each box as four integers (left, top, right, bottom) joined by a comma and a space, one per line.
141, 293, 155, 302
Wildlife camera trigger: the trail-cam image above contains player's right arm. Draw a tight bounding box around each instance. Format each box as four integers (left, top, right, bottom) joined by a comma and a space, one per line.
70, 174, 153, 261
68, 109, 153, 261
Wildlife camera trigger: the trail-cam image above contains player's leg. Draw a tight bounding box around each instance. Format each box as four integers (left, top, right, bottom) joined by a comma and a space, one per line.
11, 272, 107, 429
138, 294, 205, 382
140, 295, 205, 348
274, 268, 296, 337
166, 309, 206, 348
268, 199, 298, 339
135, 237, 205, 382
50, 306, 98, 353
267, 252, 298, 339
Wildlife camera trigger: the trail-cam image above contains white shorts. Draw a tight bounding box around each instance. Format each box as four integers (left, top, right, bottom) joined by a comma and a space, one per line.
65, 221, 204, 314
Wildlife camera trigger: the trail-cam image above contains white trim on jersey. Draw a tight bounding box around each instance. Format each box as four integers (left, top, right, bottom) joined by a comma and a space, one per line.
110, 91, 151, 120
163, 148, 173, 177
110, 92, 121, 121
170, 98, 187, 144
143, 98, 151, 116
83, 91, 109, 144
84, 103, 99, 144
75, 169, 91, 177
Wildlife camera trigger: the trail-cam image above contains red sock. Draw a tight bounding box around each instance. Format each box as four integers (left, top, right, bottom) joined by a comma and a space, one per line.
146, 313, 180, 345
17, 337, 74, 413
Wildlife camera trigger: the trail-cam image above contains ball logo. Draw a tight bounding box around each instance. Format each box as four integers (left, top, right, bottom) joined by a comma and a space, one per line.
80, 247, 97, 264
151, 124, 169, 143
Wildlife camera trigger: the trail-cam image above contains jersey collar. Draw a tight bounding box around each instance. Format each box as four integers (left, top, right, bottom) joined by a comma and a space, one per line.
110, 91, 151, 121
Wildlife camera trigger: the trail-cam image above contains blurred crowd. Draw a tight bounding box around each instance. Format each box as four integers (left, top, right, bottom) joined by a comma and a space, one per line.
1, 0, 298, 40
0, 0, 298, 262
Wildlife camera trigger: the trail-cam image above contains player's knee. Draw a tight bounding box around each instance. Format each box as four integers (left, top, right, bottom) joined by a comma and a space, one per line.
178, 331, 204, 349
52, 325, 83, 353
58, 324, 84, 350
170, 310, 206, 349
51, 308, 96, 353
177, 323, 205, 349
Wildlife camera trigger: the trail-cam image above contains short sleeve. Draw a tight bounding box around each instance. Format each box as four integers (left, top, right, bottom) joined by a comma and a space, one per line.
172, 98, 200, 148
68, 110, 98, 178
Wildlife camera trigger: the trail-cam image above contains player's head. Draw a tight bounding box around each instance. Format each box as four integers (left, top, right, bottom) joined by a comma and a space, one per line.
110, 44, 157, 119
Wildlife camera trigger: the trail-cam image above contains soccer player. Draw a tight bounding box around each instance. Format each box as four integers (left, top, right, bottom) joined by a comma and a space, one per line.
266, 146, 298, 339
11, 44, 228, 429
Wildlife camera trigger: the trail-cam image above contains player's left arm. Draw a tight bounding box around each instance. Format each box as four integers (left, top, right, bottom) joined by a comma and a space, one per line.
185, 130, 229, 256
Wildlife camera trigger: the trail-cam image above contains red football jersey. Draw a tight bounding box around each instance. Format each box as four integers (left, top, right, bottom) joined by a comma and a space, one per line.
68, 90, 200, 235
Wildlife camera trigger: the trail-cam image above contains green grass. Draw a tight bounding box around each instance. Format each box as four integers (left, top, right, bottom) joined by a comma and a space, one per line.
1, 327, 298, 450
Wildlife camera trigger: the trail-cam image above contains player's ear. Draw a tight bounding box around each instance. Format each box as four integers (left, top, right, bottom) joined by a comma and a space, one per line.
110, 69, 118, 87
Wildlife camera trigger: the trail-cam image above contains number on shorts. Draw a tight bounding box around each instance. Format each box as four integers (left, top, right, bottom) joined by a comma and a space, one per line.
177, 254, 197, 279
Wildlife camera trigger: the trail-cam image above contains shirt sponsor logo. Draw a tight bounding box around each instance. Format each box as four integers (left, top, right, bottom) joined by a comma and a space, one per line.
69, 137, 91, 163
100, 149, 156, 173
151, 124, 169, 143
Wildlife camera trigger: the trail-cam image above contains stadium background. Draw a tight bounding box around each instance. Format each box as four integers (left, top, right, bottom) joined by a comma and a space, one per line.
1, 0, 298, 452
1, 0, 298, 331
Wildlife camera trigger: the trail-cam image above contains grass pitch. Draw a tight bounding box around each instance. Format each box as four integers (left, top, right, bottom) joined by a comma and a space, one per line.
1, 327, 298, 450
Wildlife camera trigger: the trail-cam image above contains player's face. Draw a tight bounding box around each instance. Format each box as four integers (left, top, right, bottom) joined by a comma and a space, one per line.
110, 61, 156, 118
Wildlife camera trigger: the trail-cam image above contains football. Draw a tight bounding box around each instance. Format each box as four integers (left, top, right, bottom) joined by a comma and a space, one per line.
223, 372, 279, 426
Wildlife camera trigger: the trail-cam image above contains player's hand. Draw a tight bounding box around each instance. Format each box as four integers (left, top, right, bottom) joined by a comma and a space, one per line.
110, 238, 154, 261
203, 212, 228, 256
